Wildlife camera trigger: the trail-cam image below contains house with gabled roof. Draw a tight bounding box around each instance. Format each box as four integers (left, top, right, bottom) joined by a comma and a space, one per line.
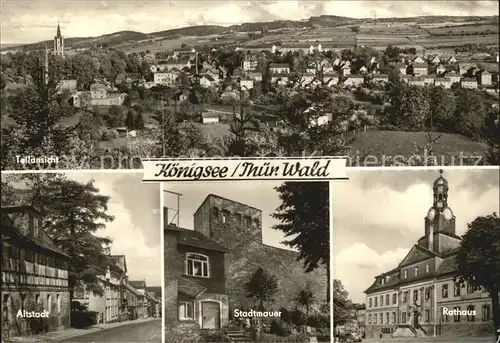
1, 205, 71, 338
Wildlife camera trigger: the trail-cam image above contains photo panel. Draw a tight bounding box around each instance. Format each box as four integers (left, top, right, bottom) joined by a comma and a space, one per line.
163, 181, 331, 343
1, 171, 162, 343
332, 167, 500, 343
2, 1, 499, 172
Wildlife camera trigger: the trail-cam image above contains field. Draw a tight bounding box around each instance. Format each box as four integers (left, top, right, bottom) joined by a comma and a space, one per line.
349, 131, 489, 166
414, 34, 499, 49
425, 23, 499, 35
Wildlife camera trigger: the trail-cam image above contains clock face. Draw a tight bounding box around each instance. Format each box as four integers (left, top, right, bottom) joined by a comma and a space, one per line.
427, 208, 436, 220
436, 201, 443, 208
443, 207, 453, 220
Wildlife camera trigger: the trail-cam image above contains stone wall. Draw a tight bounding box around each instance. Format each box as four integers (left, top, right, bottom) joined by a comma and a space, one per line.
164, 230, 180, 327
1, 289, 70, 338
226, 241, 327, 314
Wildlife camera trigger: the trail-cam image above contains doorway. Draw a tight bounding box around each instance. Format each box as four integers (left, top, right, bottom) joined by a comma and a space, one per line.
202, 301, 220, 329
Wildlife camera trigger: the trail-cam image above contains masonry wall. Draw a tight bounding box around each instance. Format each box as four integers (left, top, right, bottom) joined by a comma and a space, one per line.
164, 230, 180, 327
1, 289, 70, 338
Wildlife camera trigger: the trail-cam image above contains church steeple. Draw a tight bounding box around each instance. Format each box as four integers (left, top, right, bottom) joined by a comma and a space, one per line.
53, 21, 64, 58
56, 21, 62, 38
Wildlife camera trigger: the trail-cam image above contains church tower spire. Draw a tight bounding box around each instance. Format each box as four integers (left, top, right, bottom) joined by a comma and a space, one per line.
53, 21, 64, 58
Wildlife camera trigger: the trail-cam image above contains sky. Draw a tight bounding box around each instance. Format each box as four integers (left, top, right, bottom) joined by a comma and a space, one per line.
332, 168, 499, 304
66, 172, 162, 288
163, 181, 295, 250
1, 0, 498, 44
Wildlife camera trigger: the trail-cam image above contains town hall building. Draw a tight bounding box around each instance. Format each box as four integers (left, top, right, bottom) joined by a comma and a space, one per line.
364, 170, 495, 339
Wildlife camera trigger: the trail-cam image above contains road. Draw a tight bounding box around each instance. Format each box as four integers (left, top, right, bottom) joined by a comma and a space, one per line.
360, 336, 495, 343
60, 319, 161, 343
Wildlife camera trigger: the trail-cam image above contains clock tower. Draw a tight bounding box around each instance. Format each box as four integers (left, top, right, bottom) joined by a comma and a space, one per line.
421, 170, 460, 254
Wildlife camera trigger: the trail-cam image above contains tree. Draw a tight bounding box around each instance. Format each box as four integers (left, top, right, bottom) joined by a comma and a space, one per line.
245, 267, 279, 310
1, 174, 115, 305
107, 105, 125, 127
428, 86, 456, 131
455, 213, 500, 336
484, 112, 500, 165
452, 88, 487, 139
332, 279, 351, 332
272, 182, 330, 301
125, 109, 136, 130
388, 84, 430, 130
295, 286, 315, 316
134, 112, 145, 130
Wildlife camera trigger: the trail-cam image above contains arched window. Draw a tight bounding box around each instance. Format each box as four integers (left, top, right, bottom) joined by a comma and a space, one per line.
179, 301, 194, 320
185, 253, 209, 278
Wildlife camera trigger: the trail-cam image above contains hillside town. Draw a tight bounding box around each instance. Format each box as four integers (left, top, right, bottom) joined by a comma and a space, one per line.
1, 18, 499, 168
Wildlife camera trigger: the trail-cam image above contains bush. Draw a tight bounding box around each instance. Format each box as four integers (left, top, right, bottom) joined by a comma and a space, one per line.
306, 314, 329, 328
70, 310, 98, 328
270, 319, 290, 337
200, 329, 230, 342
100, 128, 119, 141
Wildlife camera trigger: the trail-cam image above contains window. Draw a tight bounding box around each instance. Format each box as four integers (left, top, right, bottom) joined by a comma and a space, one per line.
2, 294, 10, 323
379, 313, 383, 324
385, 312, 389, 324
403, 292, 407, 303
368, 314, 372, 324
392, 293, 397, 304
403, 270, 408, 279
385, 294, 389, 305
374, 313, 377, 324
466, 282, 474, 294
425, 264, 430, 273
414, 267, 419, 276
221, 210, 229, 224
33, 216, 40, 236
374, 297, 378, 307
185, 253, 209, 278
454, 283, 461, 297
213, 207, 219, 218
181, 301, 194, 319
425, 287, 430, 300
379, 295, 383, 305
467, 305, 475, 322
482, 304, 490, 321
392, 312, 396, 324
244, 215, 252, 227
453, 307, 461, 322
402, 312, 406, 323
47, 295, 52, 313
369, 298, 372, 308
442, 284, 448, 298
236, 213, 242, 225
442, 308, 449, 322
425, 309, 430, 322
413, 290, 418, 302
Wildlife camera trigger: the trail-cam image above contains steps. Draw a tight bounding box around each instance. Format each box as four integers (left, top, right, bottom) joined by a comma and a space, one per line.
225, 327, 251, 342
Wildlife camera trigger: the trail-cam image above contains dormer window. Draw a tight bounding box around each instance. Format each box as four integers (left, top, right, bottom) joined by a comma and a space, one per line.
425, 264, 430, 273
244, 216, 252, 227
185, 253, 209, 278
414, 267, 419, 276
403, 270, 408, 279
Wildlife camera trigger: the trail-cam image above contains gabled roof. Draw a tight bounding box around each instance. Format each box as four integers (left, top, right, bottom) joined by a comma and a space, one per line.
398, 244, 437, 269
168, 226, 229, 252
1, 206, 69, 258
